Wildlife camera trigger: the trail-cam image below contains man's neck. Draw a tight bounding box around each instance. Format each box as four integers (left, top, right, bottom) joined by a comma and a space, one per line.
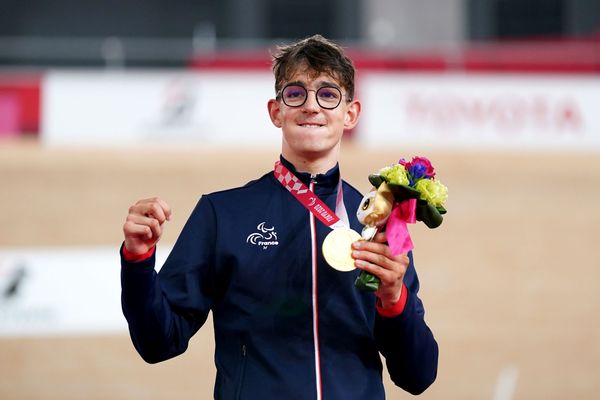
281, 144, 341, 175
282, 153, 338, 175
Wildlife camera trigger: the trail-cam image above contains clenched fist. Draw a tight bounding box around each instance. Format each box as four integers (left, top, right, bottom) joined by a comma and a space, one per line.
123, 197, 172, 255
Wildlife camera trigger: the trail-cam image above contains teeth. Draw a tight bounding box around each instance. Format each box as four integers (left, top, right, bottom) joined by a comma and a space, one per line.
301, 124, 322, 128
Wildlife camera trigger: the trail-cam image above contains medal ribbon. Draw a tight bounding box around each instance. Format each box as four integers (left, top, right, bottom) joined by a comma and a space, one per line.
274, 161, 349, 229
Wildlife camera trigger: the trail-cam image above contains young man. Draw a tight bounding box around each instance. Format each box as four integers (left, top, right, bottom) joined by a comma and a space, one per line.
121, 34, 438, 399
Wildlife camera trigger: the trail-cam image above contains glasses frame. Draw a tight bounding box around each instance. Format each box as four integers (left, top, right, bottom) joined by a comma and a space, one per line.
277, 83, 349, 110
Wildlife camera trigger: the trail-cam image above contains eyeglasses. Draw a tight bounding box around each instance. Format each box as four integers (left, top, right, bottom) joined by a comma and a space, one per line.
277, 84, 347, 110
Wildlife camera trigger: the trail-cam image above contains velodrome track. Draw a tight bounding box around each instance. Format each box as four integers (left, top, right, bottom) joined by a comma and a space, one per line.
1, 138, 599, 399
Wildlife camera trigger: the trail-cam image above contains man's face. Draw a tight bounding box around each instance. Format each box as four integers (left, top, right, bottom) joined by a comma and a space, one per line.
268, 67, 360, 163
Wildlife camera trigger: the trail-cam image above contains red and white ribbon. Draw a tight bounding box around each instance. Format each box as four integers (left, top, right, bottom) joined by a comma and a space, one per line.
274, 161, 349, 229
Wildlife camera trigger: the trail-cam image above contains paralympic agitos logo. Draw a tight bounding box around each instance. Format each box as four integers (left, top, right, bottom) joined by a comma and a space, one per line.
246, 222, 279, 250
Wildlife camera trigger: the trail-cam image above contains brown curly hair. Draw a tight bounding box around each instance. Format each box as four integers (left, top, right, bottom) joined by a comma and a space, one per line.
271, 34, 355, 101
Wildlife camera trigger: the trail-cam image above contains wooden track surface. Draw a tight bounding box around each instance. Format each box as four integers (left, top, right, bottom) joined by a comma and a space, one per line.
1, 139, 599, 399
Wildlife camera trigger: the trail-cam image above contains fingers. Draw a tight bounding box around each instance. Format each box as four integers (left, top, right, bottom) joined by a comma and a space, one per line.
353, 241, 392, 267
351, 238, 409, 285
352, 238, 408, 305
123, 197, 171, 254
124, 214, 163, 240
129, 197, 172, 224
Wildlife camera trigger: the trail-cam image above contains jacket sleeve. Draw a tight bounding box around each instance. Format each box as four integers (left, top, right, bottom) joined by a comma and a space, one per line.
374, 251, 439, 395
120, 196, 217, 364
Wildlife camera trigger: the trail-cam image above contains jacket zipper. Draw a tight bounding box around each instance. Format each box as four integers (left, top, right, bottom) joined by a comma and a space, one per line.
309, 177, 323, 400
235, 344, 248, 400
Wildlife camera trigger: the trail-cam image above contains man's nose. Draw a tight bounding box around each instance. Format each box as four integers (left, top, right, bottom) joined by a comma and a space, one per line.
302, 91, 320, 112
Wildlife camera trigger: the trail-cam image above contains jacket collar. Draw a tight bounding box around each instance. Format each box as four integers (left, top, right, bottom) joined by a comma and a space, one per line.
279, 155, 341, 191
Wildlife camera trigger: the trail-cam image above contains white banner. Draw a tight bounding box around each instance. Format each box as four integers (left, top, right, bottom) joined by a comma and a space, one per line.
0, 247, 170, 337
41, 70, 280, 146
41, 70, 600, 149
358, 73, 600, 149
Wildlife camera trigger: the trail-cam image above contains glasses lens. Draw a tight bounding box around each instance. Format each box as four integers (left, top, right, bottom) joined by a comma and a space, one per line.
282, 85, 307, 107
316, 87, 342, 109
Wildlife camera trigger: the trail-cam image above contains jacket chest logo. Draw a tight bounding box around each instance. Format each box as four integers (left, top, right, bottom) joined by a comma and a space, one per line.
246, 222, 279, 249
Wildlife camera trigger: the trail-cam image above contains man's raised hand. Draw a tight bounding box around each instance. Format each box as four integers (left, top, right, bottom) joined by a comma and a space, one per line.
123, 197, 172, 255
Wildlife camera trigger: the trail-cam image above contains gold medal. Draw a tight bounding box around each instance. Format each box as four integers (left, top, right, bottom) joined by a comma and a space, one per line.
322, 227, 362, 272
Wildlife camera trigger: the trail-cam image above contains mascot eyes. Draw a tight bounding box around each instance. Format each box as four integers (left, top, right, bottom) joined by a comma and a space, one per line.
361, 198, 371, 211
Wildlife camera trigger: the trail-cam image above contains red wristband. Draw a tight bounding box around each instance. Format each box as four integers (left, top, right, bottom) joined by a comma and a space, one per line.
122, 245, 155, 262
376, 283, 408, 317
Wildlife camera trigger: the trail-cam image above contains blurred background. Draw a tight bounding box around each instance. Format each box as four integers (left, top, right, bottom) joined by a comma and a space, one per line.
1, 0, 599, 399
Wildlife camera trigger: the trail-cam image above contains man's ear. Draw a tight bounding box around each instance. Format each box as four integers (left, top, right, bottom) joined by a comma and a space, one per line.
268, 99, 283, 128
344, 100, 361, 130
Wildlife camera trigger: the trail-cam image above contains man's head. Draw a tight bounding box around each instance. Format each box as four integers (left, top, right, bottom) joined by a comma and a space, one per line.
271, 34, 355, 101
267, 35, 361, 172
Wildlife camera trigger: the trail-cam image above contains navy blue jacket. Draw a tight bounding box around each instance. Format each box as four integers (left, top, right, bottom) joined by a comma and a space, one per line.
121, 157, 438, 399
